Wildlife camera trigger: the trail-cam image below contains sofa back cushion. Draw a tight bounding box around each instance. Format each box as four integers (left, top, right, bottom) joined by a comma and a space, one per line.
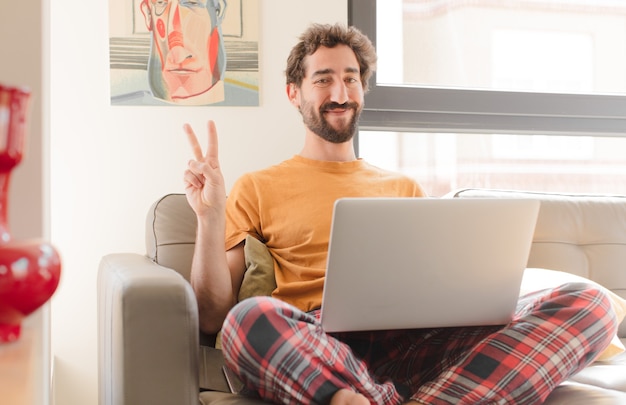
450, 188, 626, 338
146, 193, 197, 282
145, 194, 277, 300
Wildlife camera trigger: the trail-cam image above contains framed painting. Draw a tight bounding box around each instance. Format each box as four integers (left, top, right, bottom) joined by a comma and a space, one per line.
109, 0, 259, 106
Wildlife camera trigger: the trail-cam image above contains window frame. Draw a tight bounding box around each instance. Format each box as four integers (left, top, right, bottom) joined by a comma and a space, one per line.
348, 0, 626, 137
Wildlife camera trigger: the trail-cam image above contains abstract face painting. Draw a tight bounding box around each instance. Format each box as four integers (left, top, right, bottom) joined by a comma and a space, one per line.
140, 0, 227, 105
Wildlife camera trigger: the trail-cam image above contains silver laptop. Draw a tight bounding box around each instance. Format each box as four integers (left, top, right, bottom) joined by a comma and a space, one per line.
320, 197, 540, 332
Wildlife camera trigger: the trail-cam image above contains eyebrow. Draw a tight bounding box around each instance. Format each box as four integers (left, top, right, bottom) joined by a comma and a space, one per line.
311, 67, 360, 77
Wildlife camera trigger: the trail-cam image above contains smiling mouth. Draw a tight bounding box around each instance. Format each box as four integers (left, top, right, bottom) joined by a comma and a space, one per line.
167, 68, 201, 75
323, 107, 354, 118
322, 102, 358, 113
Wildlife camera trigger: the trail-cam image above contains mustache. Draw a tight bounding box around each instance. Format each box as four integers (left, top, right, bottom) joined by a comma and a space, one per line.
321, 101, 359, 112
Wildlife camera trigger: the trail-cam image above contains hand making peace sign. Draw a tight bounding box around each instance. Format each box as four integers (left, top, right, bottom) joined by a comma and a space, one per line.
183, 121, 227, 217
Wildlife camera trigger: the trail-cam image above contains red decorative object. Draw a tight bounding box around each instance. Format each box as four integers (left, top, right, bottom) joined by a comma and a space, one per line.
0, 84, 61, 343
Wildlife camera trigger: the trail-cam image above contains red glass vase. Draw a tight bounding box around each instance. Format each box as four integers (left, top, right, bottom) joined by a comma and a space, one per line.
0, 84, 61, 343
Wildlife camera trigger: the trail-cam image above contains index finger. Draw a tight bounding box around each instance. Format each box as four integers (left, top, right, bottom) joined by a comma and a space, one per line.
184, 123, 204, 161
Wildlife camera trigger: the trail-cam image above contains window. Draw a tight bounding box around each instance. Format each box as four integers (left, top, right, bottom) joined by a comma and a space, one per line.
349, 0, 626, 196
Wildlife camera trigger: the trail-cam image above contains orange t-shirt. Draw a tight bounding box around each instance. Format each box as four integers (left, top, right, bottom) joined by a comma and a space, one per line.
225, 155, 426, 312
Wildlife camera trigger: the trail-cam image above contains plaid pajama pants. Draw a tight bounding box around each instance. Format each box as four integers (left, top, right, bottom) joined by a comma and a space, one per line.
221, 282, 617, 405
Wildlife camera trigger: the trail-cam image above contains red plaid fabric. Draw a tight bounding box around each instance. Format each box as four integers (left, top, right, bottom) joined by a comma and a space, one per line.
221, 282, 617, 405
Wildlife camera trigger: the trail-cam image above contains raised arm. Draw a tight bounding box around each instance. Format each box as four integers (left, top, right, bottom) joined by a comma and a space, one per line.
183, 121, 246, 334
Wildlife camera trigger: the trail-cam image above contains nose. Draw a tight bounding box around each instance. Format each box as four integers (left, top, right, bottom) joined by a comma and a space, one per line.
167, 3, 184, 50
329, 80, 349, 104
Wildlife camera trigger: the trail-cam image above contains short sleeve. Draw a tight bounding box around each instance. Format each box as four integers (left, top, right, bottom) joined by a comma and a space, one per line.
225, 173, 262, 250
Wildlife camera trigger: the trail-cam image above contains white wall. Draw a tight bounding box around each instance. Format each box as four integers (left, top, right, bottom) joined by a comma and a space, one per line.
49, 1, 347, 404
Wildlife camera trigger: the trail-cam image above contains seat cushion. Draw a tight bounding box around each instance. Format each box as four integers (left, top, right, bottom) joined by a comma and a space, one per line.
543, 380, 626, 405
199, 351, 626, 405
543, 350, 626, 404
569, 350, 626, 392
200, 391, 266, 405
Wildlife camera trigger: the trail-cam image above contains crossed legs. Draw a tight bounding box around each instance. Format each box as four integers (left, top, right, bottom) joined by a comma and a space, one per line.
221, 282, 617, 405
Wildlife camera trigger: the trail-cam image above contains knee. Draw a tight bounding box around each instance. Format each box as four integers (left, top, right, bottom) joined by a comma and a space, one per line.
222, 296, 280, 340
221, 296, 300, 350
221, 296, 309, 369
220, 297, 278, 362
558, 282, 611, 308
227, 296, 274, 321
553, 282, 618, 337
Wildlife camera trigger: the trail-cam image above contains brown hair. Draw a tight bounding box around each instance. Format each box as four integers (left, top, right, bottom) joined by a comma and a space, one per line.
285, 23, 377, 92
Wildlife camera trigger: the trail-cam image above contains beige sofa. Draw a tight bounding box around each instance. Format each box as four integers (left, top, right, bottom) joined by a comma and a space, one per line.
98, 189, 626, 405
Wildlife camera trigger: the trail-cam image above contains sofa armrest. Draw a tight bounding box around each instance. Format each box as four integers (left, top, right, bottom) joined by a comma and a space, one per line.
98, 253, 200, 405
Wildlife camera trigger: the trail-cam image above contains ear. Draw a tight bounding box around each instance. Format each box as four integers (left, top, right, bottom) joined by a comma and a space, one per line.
140, 0, 153, 31
286, 83, 300, 109
216, 0, 227, 20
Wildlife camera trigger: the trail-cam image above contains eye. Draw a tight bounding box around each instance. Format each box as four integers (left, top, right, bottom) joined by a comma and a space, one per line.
345, 77, 361, 87
314, 77, 332, 86
180, 0, 206, 7
153, 0, 168, 16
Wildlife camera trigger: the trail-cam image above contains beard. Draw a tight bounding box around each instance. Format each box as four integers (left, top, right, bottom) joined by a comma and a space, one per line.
300, 99, 362, 144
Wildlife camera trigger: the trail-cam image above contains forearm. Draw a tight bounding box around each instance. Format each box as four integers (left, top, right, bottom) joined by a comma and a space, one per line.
184, 120, 243, 334
190, 213, 236, 334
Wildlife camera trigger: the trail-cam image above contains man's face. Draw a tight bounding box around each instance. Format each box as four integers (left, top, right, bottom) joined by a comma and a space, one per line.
141, 0, 225, 103
293, 45, 365, 144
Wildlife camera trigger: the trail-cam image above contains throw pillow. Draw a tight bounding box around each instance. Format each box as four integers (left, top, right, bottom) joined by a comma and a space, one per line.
238, 234, 277, 302
217, 236, 277, 349
521, 268, 626, 362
